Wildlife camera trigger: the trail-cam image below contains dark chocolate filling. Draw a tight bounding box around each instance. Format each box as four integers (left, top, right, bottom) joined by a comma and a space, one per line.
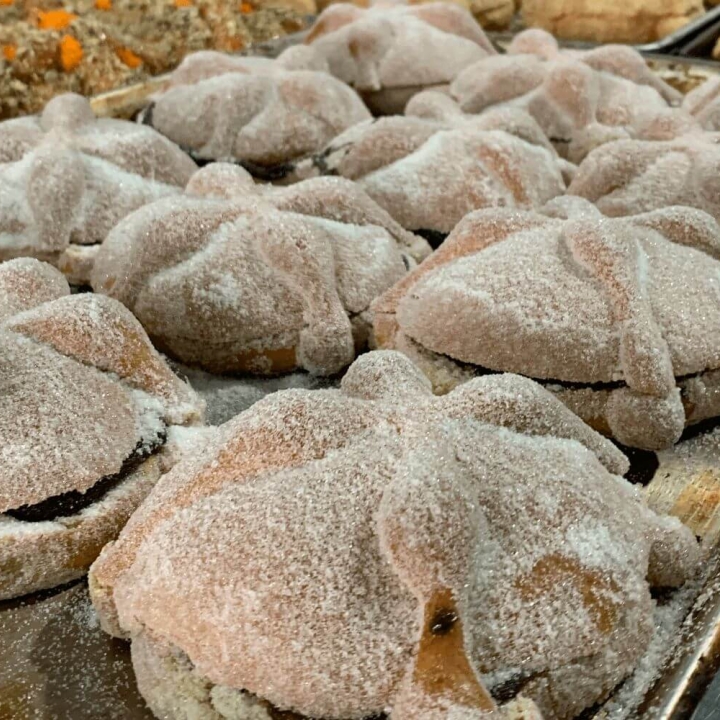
6, 431, 165, 523
489, 670, 536, 704
413, 228, 448, 249
614, 443, 660, 487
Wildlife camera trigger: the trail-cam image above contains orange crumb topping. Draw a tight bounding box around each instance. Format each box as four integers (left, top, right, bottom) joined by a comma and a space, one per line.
174, 0, 192, 6
116, 46, 142, 68
240, 2, 253, 12
95, 0, 113, 9
2, 44, 17, 61
0, 0, 15, 7
37, 9, 78, 30
59, 34, 83, 71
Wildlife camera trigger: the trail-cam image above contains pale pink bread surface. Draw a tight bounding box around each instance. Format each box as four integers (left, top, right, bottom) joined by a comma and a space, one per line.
185, 163, 432, 263
358, 127, 566, 233
0, 258, 203, 600
305, 2, 494, 108
0, 93, 196, 186
89, 351, 698, 720
147, 66, 371, 166
0, 258, 203, 513
449, 40, 683, 163
682, 75, 720, 131
90, 166, 415, 375
161, 45, 330, 91
0, 136, 182, 267
405, 93, 557, 153
374, 204, 720, 450
0, 257, 69, 322
569, 134, 720, 223
507, 29, 682, 103
294, 118, 567, 234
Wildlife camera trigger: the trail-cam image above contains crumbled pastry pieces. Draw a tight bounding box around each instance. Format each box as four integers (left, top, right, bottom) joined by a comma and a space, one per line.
90, 163, 421, 375
0, 258, 203, 600
521, 0, 702, 44
0, 131, 187, 269
293, 113, 567, 236
142, 49, 371, 170
89, 350, 698, 720
569, 134, 720, 224
0, 92, 196, 185
449, 32, 683, 162
374, 202, 720, 450
305, 1, 496, 113
0, 1, 309, 120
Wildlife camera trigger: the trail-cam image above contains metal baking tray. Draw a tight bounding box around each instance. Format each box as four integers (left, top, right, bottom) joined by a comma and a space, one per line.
1, 393, 719, 720
636, 6, 720, 57
4, 33, 720, 720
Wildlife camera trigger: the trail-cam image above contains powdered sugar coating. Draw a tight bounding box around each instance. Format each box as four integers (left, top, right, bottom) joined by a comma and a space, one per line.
0, 136, 182, 266
146, 61, 371, 166
91, 168, 414, 375
0, 257, 69, 322
295, 119, 567, 234
0, 258, 203, 513
683, 75, 720, 131
0, 93, 196, 187
374, 205, 720, 449
569, 135, 720, 223
91, 351, 698, 720
449, 40, 683, 163
305, 2, 494, 111
186, 163, 432, 263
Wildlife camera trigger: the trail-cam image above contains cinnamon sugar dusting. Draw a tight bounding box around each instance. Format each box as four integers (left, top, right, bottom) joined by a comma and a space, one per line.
90, 351, 698, 720
374, 203, 720, 449
91, 166, 422, 375
295, 117, 568, 234
0, 257, 203, 513
147, 50, 370, 165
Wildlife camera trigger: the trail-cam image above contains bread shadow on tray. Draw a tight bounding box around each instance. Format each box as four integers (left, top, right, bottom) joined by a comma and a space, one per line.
0, 580, 154, 719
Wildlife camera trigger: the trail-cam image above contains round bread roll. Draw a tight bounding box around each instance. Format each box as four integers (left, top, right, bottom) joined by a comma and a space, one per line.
293, 110, 569, 240
0, 93, 196, 184
449, 32, 684, 163
305, 1, 496, 114
141, 49, 370, 172
89, 164, 429, 376
373, 199, 720, 450
0, 126, 190, 268
0, 258, 204, 600
569, 133, 720, 224
89, 351, 698, 719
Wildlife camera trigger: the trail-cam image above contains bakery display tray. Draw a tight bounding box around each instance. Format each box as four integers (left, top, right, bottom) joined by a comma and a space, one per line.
1, 368, 720, 720
636, 6, 720, 57
3, 31, 720, 720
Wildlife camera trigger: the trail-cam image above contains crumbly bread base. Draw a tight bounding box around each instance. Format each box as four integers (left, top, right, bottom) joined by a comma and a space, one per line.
130, 632, 278, 720
0, 455, 161, 602
127, 631, 541, 720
